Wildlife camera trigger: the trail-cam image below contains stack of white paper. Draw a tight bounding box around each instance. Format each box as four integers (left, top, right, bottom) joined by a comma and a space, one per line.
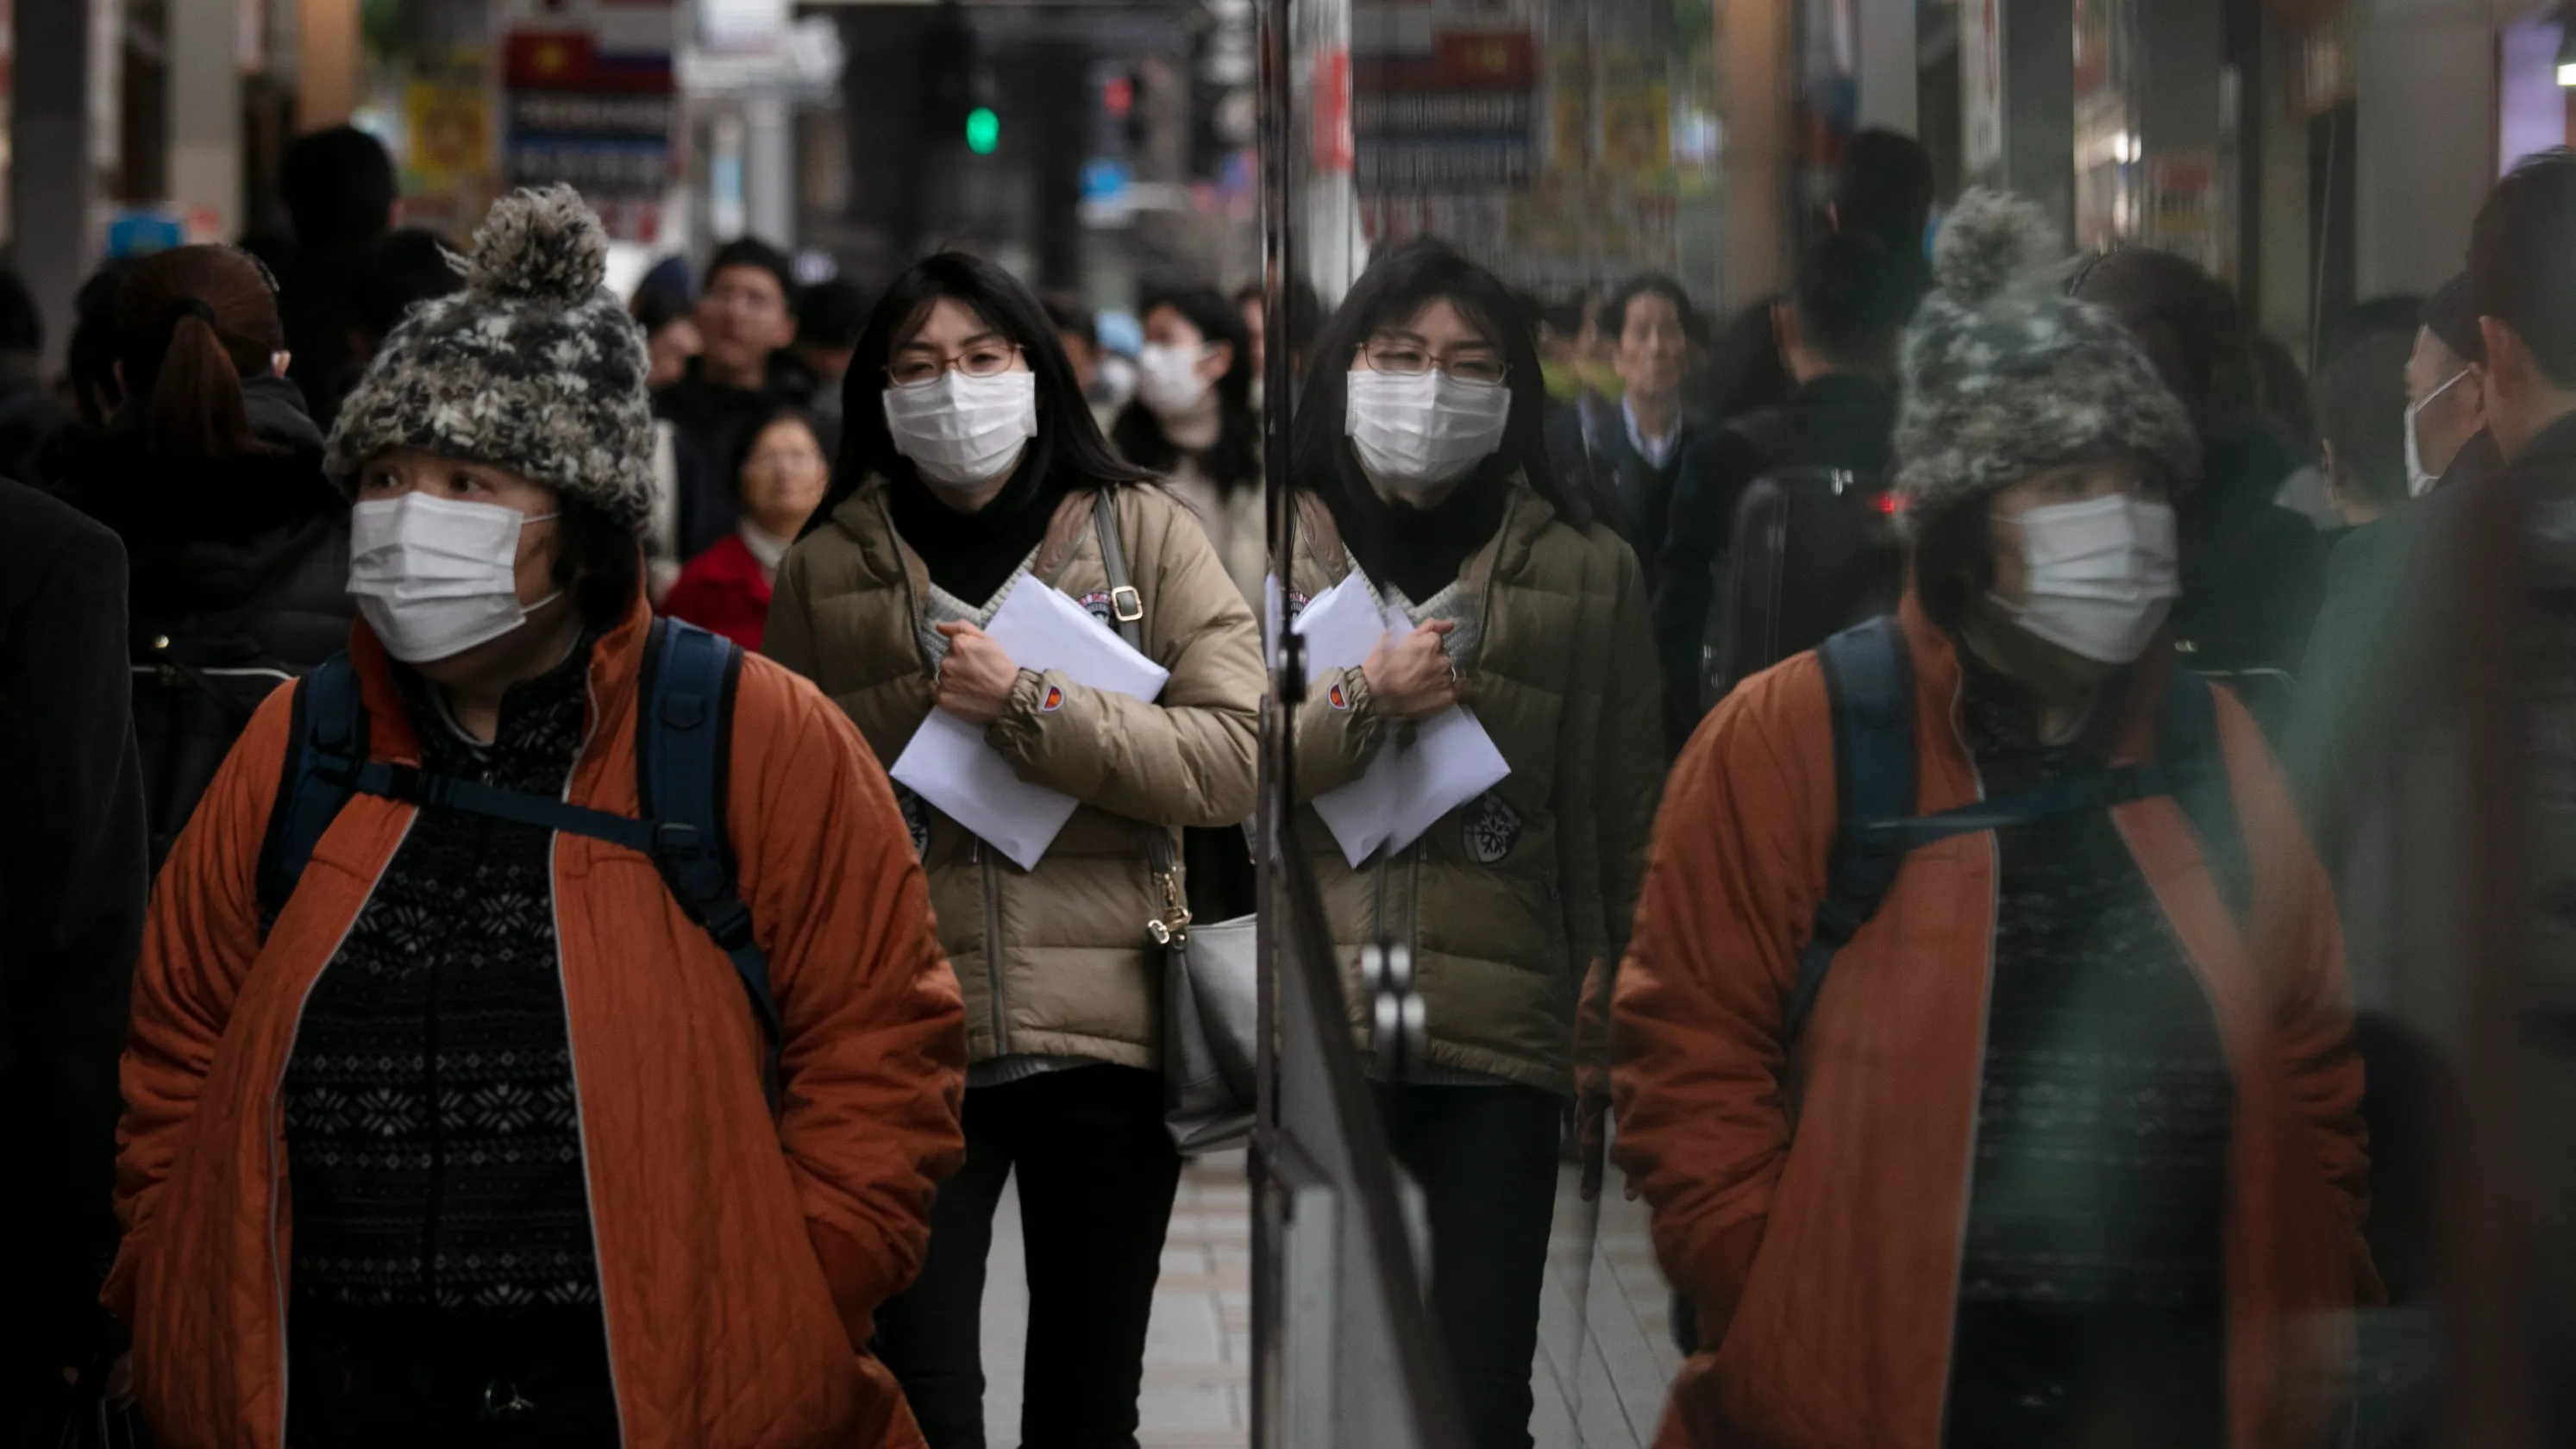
1294, 574, 1513, 869
889, 578, 1170, 870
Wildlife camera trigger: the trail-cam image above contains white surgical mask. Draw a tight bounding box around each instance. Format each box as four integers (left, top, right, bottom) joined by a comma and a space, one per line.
1988, 493, 2180, 665
1136, 342, 1216, 420
2403, 366, 2470, 499
883, 370, 1038, 492
347, 493, 560, 664
1344, 368, 1513, 499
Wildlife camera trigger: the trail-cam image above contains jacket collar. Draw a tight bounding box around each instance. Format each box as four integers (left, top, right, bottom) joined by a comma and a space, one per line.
824, 471, 1103, 598
350, 592, 652, 774
1295, 471, 1551, 587
1897, 592, 2178, 780
2510, 405, 2576, 468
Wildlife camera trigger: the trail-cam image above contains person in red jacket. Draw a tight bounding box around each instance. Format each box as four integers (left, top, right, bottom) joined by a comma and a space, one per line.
665, 405, 831, 649
1613, 190, 2372, 1449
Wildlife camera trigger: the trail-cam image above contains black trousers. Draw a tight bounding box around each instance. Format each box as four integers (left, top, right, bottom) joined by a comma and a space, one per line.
1942, 1301, 2226, 1448
1372, 1082, 1563, 1449
285, 1302, 617, 1449
874, 1064, 1184, 1449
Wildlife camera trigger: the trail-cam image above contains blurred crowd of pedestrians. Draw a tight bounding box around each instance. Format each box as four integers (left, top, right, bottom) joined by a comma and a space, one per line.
7, 110, 2576, 1449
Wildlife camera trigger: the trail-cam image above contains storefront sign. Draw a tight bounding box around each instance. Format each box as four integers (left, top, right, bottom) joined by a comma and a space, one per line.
2150, 151, 2221, 271
496, 0, 677, 237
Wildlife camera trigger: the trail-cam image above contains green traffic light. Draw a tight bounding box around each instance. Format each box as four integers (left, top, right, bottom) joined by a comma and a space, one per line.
966, 107, 1000, 154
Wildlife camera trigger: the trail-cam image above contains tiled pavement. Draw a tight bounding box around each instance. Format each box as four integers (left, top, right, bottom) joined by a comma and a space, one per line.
975, 1147, 1671, 1449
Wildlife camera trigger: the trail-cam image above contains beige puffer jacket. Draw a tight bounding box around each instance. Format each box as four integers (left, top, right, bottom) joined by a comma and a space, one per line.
1287, 481, 1664, 1095
766, 476, 1263, 1070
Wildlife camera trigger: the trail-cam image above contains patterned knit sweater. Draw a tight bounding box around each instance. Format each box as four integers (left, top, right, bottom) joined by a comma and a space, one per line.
1954, 653, 2234, 1308
282, 642, 601, 1313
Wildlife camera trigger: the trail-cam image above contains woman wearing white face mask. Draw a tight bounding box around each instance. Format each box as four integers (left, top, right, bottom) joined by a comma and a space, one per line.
1614, 191, 2371, 1449
1281, 240, 1662, 1449
108, 187, 969, 1449
764, 253, 1262, 1449
1110, 285, 1264, 604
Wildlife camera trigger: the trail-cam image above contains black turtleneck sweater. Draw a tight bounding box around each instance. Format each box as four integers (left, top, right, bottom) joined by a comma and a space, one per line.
884, 445, 1076, 607
1319, 444, 1513, 601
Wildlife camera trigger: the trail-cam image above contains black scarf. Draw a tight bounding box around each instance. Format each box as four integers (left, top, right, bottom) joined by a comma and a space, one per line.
1319, 441, 1512, 602
884, 442, 1072, 606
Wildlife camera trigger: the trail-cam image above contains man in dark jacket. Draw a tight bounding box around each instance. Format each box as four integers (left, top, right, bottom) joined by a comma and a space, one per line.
1545, 273, 1705, 572
1650, 231, 1907, 750
654, 236, 816, 561
2457, 155, 2576, 1441
0, 480, 147, 1443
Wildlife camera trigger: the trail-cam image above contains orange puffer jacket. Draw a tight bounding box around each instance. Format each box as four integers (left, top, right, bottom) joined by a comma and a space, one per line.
104, 597, 967, 1449
1613, 599, 2375, 1449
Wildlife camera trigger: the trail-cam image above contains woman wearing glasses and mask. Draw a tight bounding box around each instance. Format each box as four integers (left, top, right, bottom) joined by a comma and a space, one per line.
1282, 240, 1662, 1449
764, 253, 1263, 1448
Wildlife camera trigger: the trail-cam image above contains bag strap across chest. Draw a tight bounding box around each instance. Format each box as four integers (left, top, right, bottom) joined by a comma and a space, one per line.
1783, 616, 2250, 1040
252, 618, 783, 1105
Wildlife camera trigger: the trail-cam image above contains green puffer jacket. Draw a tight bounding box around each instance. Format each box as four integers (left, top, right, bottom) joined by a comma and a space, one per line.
1287, 482, 1664, 1095
766, 476, 1263, 1070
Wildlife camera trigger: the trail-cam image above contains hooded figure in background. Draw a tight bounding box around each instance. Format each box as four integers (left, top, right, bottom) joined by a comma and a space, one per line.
277, 126, 398, 436
2068, 248, 2328, 692
53, 243, 349, 871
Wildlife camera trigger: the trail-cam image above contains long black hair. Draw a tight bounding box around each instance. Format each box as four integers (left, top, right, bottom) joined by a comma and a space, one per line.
818, 252, 1150, 526
1113, 285, 1260, 494
1288, 238, 1572, 519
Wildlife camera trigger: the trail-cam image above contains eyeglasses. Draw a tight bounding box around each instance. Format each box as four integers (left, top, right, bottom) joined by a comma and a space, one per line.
1357, 338, 1508, 386
887, 342, 1025, 388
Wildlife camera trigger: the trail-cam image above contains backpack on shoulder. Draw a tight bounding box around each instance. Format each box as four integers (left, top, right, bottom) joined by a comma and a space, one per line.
1784, 615, 2251, 1040
1700, 411, 1905, 712
132, 623, 304, 875
252, 617, 785, 1101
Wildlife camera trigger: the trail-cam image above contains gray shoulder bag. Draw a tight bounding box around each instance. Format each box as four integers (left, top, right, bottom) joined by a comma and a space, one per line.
1088, 487, 1258, 1151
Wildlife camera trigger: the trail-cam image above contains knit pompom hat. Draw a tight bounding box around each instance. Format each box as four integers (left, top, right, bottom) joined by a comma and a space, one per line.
325, 185, 655, 528
1891, 188, 2199, 511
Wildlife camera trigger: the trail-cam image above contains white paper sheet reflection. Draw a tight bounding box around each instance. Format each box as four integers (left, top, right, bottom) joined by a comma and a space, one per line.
1292, 574, 1512, 868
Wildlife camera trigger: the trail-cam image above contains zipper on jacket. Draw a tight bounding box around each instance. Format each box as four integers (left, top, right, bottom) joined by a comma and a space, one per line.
1930, 659, 2000, 1438
267, 812, 417, 1449
981, 849, 1009, 1054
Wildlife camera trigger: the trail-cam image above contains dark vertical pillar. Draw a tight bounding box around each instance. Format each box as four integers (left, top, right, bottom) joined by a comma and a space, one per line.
2002, 0, 2073, 241
1027, 41, 1090, 292
14, 0, 93, 369
836, 6, 940, 283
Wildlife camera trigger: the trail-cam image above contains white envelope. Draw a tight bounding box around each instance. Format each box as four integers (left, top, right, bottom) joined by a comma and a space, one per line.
1294, 578, 1512, 867
888, 577, 1170, 871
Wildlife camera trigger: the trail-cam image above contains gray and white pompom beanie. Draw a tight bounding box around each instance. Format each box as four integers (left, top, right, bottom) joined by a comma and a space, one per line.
324, 185, 655, 529
1891, 188, 2199, 511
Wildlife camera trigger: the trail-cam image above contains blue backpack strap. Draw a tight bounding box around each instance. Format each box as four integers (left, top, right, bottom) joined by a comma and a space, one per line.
1784, 616, 1915, 1040
2159, 668, 2251, 928
637, 618, 780, 1102
254, 652, 367, 929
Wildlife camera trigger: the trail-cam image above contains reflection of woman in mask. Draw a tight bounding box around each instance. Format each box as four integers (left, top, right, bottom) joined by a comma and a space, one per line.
1283, 239, 1663, 1449
1614, 191, 2371, 1449
1110, 285, 1264, 604
766, 252, 1263, 1449
109, 186, 969, 1446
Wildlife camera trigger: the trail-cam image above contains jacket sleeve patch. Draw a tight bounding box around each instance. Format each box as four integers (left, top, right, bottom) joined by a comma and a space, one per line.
1041, 685, 1065, 712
